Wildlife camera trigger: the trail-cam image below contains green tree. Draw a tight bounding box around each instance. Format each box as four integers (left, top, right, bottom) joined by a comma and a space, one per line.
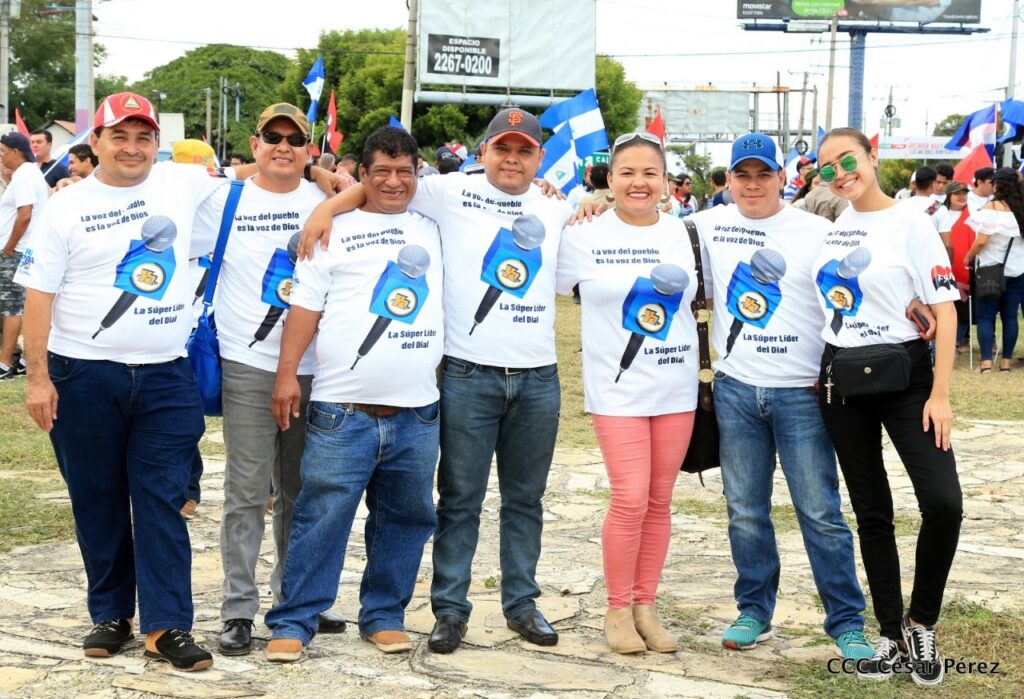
932, 114, 965, 138
595, 55, 642, 139
8, 0, 127, 127
131, 44, 291, 156
879, 159, 924, 196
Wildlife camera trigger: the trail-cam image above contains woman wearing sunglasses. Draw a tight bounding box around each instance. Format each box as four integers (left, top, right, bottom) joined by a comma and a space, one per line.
963, 168, 1024, 373
556, 132, 698, 654
812, 127, 961, 686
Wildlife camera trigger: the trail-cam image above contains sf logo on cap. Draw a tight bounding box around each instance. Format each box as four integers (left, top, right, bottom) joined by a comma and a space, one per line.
508, 111, 524, 127
743, 138, 764, 150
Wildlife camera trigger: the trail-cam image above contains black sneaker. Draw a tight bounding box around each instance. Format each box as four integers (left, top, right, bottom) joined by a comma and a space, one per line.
0, 365, 19, 381
902, 615, 944, 686
83, 618, 134, 657
856, 637, 907, 681
144, 629, 214, 671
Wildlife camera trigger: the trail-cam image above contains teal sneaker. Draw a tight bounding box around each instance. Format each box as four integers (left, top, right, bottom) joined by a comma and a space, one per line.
835, 630, 874, 662
722, 614, 772, 650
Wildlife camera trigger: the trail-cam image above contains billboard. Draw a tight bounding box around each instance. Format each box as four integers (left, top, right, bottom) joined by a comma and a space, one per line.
640, 91, 751, 137
736, 1, 981, 24
877, 136, 964, 160
418, 0, 596, 93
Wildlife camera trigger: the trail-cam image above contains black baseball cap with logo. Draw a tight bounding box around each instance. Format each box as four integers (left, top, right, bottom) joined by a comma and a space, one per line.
484, 108, 542, 147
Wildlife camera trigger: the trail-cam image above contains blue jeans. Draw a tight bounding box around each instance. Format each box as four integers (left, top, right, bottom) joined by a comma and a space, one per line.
430, 357, 561, 622
265, 401, 439, 643
975, 273, 1024, 360
186, 448, 203, 503
46, 353, 204, 633
713, 372, 865, 638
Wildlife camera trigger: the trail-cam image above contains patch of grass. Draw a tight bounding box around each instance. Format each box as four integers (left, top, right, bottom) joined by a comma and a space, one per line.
483, 575, 501, 589
0, 381, 60, 471
950, 321, 1024, 420
0, 476, 73, 553
554, 296, 593, 449
673, 497, 726, 520
577, 487, 610, 502
775, 596, 1023, 698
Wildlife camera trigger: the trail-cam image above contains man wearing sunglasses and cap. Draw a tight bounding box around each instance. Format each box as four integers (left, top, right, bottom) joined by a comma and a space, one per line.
296, 107, 573, 654
681, 133, 873, 662
196, 103, 349, 658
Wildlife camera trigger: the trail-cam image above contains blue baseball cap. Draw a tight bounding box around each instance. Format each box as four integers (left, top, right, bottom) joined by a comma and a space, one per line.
729, 132, 782, 172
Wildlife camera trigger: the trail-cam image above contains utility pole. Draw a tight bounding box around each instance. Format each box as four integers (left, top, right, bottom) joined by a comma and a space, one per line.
825, 13, 838, 131
400, 0, 418, 130
204, 87, 212, 144
1006, 0, 1019, 167
795, 71, 809, 151
1, 0, 16, 126
74, 0, 94, 132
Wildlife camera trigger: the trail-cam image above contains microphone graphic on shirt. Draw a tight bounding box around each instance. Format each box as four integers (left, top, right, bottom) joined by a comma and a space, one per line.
249, 233, 301, 347
470, 214, 546, 335
724, 249, 787, 358
816, 246, 871, 335
92, 216, 178, 339
616, 264, 689, 383
351, 244, 431, 370
192, 257, 211, 306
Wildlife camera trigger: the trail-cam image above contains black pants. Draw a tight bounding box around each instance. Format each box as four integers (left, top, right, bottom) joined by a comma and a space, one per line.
819, 340, 962, 640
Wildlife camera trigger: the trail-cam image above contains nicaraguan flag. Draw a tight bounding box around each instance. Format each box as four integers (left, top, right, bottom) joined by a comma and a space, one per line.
537, 126, 578, 195
43, 126, 92, 180
389, 115, 406, 130
539, 88, 609, 160
782, 147, 803, 201
945, 105, 997, 159
303, 56, 325, 122
999, 99, 1024, 144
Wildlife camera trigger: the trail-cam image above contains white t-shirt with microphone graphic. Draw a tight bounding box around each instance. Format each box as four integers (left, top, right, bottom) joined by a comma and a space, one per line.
289, 209, 443, 406
193, 179, 324, 375
14, 163, 228, 363
557, 211, 698, 416
688, 203, 829, 387
412, 173, 572, 368
813, 204, 959, 347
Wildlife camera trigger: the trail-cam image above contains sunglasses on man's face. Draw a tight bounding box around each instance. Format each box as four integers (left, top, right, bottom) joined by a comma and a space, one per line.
818, 152, 867, 184
258, 131, 309, 147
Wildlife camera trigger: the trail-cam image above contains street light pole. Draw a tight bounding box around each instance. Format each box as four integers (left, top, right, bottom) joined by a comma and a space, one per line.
825, 13, 838, 131
1006, 0, 1019, 167
74, 0, 94, 132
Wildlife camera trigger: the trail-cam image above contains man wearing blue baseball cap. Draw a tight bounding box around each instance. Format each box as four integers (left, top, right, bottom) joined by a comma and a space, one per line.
686, 133, 873, 663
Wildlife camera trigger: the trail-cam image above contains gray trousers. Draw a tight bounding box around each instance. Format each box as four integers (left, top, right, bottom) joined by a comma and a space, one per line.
220, 358, 312, 622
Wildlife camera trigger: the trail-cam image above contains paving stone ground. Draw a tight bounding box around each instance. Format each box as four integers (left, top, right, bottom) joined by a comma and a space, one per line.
1, 419, 1021, 698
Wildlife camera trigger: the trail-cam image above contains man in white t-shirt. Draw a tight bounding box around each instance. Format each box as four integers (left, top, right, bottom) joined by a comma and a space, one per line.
0, 132, 49, 380
902, 166, 948, 232
968, 167, 995, 212
686, 133, 871, 661
296, 108, 573, 654
16, 92, 236, 671
263, 126, 444, 662
194, 103, 346, 657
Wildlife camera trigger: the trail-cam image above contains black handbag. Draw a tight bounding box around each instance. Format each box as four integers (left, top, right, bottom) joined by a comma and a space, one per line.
824, 343, 912, 403
681, 220, 719, 482
974, 237, 1013, 300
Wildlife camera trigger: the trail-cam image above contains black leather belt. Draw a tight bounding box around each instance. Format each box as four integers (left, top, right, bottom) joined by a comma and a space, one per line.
344, 403, 402, 417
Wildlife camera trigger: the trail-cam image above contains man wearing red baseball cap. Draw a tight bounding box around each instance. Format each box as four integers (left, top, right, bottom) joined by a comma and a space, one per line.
16, 92, 235, 671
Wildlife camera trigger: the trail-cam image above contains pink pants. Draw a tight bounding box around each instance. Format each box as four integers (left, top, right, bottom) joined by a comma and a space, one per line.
592, 412, 695, 608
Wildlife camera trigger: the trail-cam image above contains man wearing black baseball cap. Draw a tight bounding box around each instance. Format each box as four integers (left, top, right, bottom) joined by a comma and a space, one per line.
295, 107, 573, 654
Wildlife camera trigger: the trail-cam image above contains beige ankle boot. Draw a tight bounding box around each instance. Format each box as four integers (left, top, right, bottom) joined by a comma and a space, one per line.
632, 604, 678, 652
604, 607, 646, 654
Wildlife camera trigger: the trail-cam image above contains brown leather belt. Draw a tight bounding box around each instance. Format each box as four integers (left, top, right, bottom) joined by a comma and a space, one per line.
345, 403, 402, 417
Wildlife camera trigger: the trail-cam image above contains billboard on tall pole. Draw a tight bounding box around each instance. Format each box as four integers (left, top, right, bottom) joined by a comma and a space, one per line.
737, 1, 981, 24
417, 0, 596, 105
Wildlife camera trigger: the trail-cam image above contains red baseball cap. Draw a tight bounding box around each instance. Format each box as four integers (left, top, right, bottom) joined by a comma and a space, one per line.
94, 92, 160, 132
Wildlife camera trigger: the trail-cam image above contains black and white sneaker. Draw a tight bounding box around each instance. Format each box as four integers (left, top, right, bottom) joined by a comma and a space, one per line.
856, 637, 907, 681
83, 618, 134, 657
902, 615, 944, 686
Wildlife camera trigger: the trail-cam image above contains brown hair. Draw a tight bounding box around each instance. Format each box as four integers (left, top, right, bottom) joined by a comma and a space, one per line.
819, 127, 873, 154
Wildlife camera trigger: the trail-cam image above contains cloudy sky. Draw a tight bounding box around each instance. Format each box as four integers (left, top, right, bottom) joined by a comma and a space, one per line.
93, 0, 1017, 144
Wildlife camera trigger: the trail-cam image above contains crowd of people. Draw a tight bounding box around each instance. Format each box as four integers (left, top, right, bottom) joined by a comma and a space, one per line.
1, 89, 1011, 689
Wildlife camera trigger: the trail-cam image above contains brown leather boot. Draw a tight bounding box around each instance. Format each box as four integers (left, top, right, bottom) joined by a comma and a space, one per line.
632, 604, 678, 653
604, 607, 646, 654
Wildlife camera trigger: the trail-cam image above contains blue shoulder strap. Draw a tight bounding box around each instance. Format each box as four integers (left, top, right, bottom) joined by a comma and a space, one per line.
202, 179, 244, 307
